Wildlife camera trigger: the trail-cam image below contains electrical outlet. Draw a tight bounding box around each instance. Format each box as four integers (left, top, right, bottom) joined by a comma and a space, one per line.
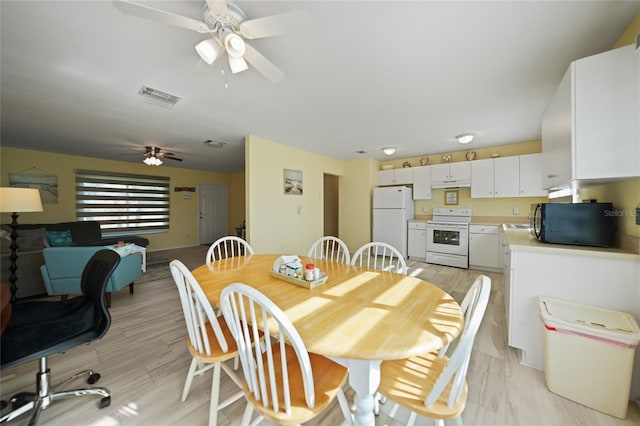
513, 206, 519, 215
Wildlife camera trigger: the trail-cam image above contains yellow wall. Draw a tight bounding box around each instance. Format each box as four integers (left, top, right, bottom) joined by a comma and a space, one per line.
339, 157, 379, 250
245, 135, 344, 254
228, 170, 246, 231
0, 146, 244, 250
381, 140, 542, 170
614, 12, 640, 48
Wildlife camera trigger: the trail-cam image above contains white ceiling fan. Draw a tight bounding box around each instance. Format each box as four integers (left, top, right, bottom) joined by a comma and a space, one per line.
114, 0, 310, 82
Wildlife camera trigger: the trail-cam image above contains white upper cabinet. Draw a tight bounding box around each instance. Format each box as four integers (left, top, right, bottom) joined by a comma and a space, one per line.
519, 153, 546, 197
376, 167, 414, 186
541, 44, 639, 189
412, 165, 432, 200
431, 162, 471, 188
471, 157, 519, 198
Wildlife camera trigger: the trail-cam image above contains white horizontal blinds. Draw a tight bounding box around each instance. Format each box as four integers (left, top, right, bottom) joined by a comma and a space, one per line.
75, 169, 170, 236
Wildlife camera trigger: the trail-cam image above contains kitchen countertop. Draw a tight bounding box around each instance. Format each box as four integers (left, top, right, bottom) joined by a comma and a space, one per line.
502, 227, 640, 261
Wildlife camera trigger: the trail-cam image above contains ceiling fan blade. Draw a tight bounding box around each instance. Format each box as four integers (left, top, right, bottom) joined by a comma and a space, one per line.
162, 156, 183, 161
206, 0, 228, 17
243, 43, 284, 82
239, 9, 311, 39
114, 0, 210, 33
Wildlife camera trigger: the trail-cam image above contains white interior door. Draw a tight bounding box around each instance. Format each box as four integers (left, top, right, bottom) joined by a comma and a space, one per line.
199, 183, 228, 245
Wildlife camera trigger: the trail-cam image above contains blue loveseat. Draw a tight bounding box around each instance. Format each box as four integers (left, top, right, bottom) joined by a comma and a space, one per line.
40, 246, 143, 307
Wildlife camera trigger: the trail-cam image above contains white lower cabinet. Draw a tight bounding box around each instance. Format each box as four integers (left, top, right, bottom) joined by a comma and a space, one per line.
504, 241, 640, 401
407, 221, 427, 261
468, 225, 500, 271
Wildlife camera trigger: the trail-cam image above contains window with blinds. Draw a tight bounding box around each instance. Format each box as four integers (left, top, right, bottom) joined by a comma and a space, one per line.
75, 169, 170, 236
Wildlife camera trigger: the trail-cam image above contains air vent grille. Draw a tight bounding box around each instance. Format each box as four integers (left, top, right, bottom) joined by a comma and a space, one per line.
138, 85, 181, 109
204, 139, 227, 148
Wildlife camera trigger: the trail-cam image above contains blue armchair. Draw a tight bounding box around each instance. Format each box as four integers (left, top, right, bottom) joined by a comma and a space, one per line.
40, 246, 143, 307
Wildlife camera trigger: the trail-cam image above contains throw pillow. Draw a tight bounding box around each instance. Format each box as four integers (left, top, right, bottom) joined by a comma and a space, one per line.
16, 227, 50, 248
46, 230, 73, 247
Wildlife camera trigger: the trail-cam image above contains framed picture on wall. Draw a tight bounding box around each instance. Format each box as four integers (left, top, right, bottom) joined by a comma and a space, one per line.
445, 190, 458, 205
9, 171, 58, 204
283, 169, 303, 195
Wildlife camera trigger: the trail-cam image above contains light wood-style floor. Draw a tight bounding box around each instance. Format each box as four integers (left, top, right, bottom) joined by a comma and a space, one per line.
2, 245, 639, 426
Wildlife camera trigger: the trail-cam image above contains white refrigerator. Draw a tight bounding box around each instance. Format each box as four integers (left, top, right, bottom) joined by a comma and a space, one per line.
372, 186, 414, 258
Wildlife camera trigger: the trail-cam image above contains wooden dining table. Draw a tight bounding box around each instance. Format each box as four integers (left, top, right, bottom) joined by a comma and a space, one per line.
192, 254, 464, 426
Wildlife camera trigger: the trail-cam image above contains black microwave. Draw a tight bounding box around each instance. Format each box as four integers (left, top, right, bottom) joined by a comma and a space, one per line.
530, 202, 616, 247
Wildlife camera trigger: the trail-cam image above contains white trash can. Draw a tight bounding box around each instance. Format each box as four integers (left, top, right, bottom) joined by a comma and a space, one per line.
538, 297, 640, 419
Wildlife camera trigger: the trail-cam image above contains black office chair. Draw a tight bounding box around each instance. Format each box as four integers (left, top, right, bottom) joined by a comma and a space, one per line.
0, 249, 120, 425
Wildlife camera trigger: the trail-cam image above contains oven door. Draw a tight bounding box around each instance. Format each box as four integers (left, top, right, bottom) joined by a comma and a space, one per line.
427, 222, 469, 255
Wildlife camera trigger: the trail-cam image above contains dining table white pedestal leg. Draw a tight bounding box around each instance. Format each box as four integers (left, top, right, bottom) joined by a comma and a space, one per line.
334, 358, 381, 426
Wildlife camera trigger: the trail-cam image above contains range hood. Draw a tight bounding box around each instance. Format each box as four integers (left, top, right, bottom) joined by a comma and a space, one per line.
430, 179, 471, 189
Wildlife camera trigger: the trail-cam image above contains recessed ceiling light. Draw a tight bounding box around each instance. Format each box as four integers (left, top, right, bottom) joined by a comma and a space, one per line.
382, 147, 396, 155
456, 133, 474, 144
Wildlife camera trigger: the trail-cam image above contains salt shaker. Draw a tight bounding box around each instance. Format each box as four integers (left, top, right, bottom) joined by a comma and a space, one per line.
304, 263, 315, 281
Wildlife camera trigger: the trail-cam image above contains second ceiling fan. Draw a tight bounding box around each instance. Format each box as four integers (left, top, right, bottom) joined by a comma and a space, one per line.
114, 0, 310, 82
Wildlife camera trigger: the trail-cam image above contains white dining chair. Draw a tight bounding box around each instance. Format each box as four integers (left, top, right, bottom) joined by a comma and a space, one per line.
350, 242, 407, 275
219, 283, 353, 426
377, 275, 492, 426
206, 236, 254, 263
169, 260, 245, 426
307, 236, 351, 264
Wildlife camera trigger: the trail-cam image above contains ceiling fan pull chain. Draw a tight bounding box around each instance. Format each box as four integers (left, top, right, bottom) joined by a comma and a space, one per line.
220, 68, 229, 89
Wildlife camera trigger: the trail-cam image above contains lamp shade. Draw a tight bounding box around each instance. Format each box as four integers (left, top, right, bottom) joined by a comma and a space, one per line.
228, 55, 249, 74
195, 37, 222, 65
0, 187, 43, 213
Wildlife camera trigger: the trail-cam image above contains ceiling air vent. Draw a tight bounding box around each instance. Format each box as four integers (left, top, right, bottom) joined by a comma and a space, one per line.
138, 85, 181, 109
203, 139, 227, 148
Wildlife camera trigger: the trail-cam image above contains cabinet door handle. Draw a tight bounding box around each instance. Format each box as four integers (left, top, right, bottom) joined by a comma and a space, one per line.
547, 174, 557, 178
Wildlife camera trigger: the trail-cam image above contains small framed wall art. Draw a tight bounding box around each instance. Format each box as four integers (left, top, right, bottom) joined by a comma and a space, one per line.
445, 190, 459, 206
283, 169, 303, 195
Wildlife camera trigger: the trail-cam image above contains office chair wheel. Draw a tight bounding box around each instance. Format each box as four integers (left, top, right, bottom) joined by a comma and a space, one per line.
87, 373, 101, 385
10, 392, 36, 409
100, 396, 111, 409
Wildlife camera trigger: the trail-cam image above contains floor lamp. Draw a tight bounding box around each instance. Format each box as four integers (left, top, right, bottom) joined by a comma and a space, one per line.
0, 187, 43, 304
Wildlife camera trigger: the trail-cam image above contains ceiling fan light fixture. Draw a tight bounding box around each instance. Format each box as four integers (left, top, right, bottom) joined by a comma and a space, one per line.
143, 156, 163, 166
195, 37, 222, 65
224, 32, 246, 58
382, 147, 396, 156
456, 133, 474, 144
228, 55, 249, 74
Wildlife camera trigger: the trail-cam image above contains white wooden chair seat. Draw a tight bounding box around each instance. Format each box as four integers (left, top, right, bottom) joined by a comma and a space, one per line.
376, 275, 491, 426
244, 343, 349, 425
220, 283, 353, 426
186, 319, 239, 364
170, 259, 246, 426
378, 351, 468, 419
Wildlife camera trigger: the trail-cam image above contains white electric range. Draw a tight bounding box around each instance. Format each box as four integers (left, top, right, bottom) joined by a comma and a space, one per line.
426, 208, 472, 269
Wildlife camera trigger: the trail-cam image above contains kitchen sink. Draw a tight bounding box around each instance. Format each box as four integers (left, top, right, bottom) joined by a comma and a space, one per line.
506, 224, 530, 229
